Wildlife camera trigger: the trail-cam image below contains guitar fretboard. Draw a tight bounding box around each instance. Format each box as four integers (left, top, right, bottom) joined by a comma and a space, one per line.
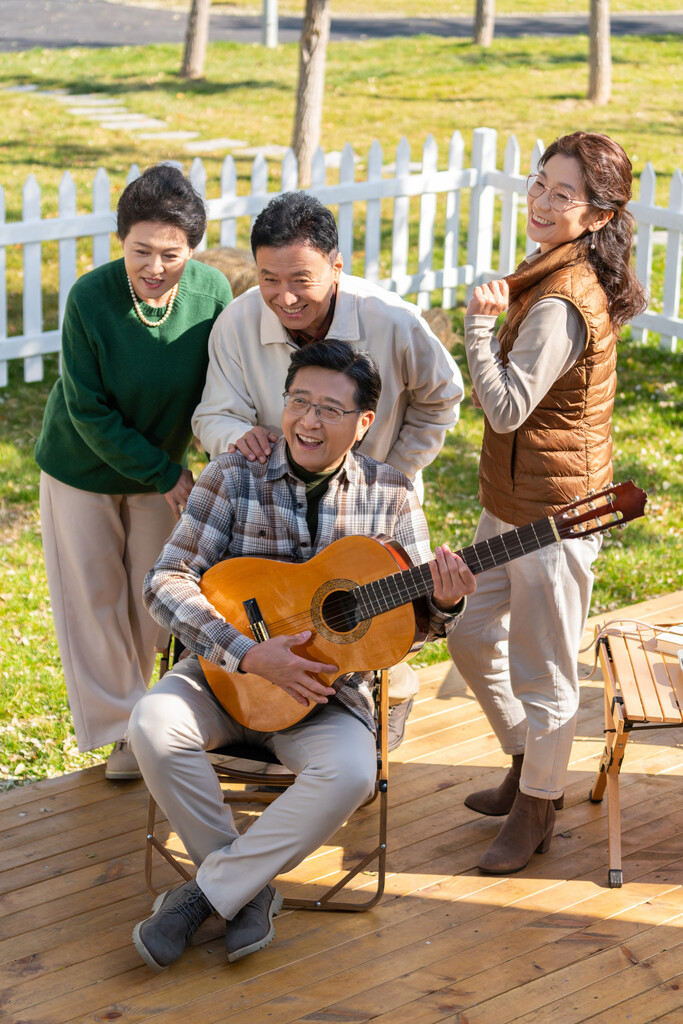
355, 516, 558, 619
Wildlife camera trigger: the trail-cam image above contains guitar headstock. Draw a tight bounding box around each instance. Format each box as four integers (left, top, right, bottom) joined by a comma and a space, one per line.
552, 481, 647, 540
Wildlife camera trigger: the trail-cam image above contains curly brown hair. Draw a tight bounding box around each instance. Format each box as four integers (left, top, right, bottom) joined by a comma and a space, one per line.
539, 132, 648, 329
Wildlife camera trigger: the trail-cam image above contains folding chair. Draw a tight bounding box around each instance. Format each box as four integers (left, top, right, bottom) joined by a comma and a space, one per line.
589, 620, 683, 888
144, 637, 389, 911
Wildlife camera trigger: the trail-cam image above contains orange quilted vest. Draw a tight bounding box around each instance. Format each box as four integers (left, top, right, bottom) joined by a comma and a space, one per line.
478, 240, 617, 525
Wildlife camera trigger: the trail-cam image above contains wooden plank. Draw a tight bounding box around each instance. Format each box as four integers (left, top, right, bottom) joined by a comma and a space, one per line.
75, 883, 569, 1024
0, 765, 103, 810
630, 626, 683, 722
393, 893, 683, 1024
302, 918, 683, 1024
605, 629, 649, 720
206, 883, 681, 1024
0, 858, 162, 940
661, 646, 683, 712
0, 803, 154, 883
1, 828, 149, 903
2, 827, 679, 1024
15, 877, 510, 1024
500, 939, 683, 1024
352, 880, 683, 1024
589, 980, 683, 1024
638, 626, 683, 720
0, 781, 149, 852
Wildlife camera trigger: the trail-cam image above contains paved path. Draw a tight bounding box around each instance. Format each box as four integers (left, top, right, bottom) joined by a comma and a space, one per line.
2, 0, 681, 51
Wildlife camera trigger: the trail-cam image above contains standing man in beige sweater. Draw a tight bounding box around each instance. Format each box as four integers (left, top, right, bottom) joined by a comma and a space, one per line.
192, 191, 464, 748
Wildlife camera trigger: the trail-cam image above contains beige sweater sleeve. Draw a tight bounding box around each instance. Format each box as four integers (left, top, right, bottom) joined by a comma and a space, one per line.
465, 296, 587, 434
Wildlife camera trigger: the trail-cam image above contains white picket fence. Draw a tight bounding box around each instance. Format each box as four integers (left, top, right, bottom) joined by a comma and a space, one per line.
1, 126, 681, 387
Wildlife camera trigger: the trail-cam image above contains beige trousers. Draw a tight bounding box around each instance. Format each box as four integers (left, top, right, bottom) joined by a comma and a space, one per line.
40, 472, 176, 751
447, 508, 601, 801
127, 656, 376, 920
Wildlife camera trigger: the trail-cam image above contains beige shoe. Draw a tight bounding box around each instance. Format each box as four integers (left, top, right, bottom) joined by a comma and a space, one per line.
105, 740, 142, 780
387, 696, 414, 752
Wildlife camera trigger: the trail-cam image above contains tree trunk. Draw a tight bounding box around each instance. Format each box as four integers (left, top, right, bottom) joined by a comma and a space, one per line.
588, 0, 612, 104
291, 0, 330, 188
474, 0, 495, 47
181, 0, 212, 80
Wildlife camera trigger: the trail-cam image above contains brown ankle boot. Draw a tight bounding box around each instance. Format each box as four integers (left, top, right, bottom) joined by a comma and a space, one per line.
465, 754, 564, 816
465, 754, 523, 815
477, 790, 556, 875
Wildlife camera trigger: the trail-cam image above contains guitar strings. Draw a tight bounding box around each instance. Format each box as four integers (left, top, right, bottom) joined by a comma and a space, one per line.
230, 527, 555, 637
216, 488, 637, 645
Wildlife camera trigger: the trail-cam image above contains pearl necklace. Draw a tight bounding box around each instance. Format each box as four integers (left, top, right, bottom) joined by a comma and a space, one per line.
127, 274, 179, 328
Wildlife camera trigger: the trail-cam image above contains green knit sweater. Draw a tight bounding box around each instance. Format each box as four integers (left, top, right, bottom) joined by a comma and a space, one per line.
35, 257, 231, 494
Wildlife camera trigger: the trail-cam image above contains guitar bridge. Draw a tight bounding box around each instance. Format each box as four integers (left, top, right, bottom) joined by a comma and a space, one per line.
243, 598, 271, 643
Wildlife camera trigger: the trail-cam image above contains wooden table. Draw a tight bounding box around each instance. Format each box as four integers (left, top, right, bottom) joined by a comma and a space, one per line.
590, 620, 683, 887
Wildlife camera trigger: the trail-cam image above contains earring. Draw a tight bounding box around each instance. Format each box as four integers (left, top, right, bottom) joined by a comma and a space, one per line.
590, 231, 596, 250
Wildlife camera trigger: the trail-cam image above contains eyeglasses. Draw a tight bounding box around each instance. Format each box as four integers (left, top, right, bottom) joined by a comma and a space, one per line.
282, 392, 362, 424
526, 174, 592, 213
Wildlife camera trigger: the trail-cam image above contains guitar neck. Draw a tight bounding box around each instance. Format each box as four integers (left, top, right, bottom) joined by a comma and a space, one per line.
356, 515, 559, 618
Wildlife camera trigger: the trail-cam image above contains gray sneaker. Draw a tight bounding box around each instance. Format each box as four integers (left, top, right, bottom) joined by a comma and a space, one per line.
105, 740, 141, 780
133, 878, 214, 972
225, 884, 284, 963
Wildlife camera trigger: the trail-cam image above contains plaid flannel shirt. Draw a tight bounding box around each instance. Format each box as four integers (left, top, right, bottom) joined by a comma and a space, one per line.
143, 437, 459, 732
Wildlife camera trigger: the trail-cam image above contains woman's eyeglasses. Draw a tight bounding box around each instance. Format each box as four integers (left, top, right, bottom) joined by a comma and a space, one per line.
526, 174, 592, 213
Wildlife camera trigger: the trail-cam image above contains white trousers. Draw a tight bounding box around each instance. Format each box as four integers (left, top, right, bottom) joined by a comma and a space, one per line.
40, 472, 176, 751
127, 656, 377, 921
447, 509, 601, 800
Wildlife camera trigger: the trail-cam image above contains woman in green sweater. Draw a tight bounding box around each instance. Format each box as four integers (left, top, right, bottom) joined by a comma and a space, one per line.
35, 164, 232, 779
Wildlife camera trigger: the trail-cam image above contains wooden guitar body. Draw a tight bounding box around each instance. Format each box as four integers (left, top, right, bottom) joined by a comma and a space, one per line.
198, 534, 428, 732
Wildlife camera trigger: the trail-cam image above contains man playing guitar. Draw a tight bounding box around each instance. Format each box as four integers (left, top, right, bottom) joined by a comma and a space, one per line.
129, 339, 476, 972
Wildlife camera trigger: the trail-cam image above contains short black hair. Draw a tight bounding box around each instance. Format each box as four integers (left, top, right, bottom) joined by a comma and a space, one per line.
284, 339, 381, 414
116, 164, 207, 249
251, 192, 339, 259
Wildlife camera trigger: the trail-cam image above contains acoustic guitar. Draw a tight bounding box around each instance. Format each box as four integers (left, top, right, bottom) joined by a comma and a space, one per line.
198, 481, 647, 732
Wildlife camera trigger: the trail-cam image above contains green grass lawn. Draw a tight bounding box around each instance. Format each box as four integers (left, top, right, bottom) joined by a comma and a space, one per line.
1, 33, 681, 220
1, 24, 682, 785
113, 0, 683, 16
1, 32, 680, 332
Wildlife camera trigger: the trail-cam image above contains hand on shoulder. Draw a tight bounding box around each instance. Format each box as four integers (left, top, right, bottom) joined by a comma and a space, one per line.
227, 427, 280, 463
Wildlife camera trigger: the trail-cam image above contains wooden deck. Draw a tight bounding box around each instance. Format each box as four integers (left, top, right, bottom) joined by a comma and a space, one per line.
3, 591, 683, 1024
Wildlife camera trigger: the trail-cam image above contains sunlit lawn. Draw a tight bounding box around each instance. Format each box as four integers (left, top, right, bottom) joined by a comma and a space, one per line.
116, 0, 683, 16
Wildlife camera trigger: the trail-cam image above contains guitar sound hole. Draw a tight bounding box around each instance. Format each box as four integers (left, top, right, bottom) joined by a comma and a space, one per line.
320, 590, 360, 635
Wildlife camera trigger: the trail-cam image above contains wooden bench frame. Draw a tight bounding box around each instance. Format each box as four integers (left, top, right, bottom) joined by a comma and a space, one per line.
589, 621, 683, 888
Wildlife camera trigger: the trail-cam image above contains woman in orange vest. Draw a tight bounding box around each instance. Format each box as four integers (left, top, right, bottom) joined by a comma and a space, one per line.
448, 132, 647, 874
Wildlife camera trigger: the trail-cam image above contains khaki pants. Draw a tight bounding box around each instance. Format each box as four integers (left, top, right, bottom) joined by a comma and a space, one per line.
40, 472, 176, 751
127, 656, 376, 920
447, 508, 601, 801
